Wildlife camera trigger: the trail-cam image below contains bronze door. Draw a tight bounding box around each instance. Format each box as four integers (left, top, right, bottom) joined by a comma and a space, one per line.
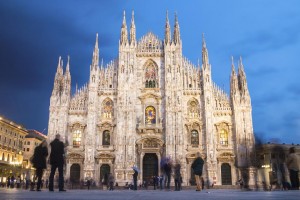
143, 153, 158, 184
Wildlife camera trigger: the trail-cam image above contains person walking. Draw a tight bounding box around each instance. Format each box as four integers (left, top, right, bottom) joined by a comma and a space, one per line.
191, 152, 204, 191
163, 157, 172, 190
49, 134, 66, 192
132, 166, 139, 190
108, 173, 114, 191
286, 147, 300, 190
31, 140, 48, 191
174, 160, 182, 191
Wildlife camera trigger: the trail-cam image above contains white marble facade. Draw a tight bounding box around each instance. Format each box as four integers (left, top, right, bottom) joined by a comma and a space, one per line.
47, 12, 255, 186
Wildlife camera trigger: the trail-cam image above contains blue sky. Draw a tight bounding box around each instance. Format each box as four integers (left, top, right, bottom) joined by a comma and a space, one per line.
0, 0, 299, 144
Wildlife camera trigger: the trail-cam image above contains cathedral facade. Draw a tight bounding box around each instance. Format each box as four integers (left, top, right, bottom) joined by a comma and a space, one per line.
47, 12, 255, 186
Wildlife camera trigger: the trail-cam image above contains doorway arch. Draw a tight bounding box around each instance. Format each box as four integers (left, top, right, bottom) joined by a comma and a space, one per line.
143, 153, 158, 183
100, 164, 110, 185
221, 163, 232, 185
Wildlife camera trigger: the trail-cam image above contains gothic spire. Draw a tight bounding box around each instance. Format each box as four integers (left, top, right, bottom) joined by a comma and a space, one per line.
165, 10, 171, 45
173, 12, 181, 45
64, 55, 71, 94
56, 56, 63, 75
202, 33, 209, 68
92, 33, 99, 69
230, 56, 239, 97
130, 10, 136, 45
120, 10, 128, 45
231, 56, 236, 75
238, 56, 248, 95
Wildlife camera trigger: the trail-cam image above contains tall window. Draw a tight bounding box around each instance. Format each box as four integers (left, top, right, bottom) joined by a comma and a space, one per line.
191, 130, 199, 146
145, 106, 156, 125
102, 98, 113, 119
73, 130, 82, 148
188, 100, 200, 118
145, 61, 158, 88
102, 130, 110, 145
220, 129, 228, 146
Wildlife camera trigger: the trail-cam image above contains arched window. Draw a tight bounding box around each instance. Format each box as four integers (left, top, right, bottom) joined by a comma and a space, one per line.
73, 130, 82, 148
188, 100, 200, 118
7, 154, 10, 162
145, 106, 156, 125
102, 98, 113, 119
102, 130, 110, 145
145, 61, 158, 88
1, 153, 4, 160
191, 130, 199, 146
220, 129, 228, 146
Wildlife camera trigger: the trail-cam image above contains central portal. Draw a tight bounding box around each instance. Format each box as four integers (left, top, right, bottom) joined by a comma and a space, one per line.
143, 153, 158, 183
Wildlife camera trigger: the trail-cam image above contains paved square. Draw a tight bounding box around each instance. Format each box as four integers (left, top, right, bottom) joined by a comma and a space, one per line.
0, 188, 299, 200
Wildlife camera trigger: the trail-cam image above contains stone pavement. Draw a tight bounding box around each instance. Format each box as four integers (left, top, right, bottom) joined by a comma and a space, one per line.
0, 188, 299, 200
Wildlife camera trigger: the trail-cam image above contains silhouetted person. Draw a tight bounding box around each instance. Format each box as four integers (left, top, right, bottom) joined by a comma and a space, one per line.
174, 160, 182, 191
108, 173, 114, 191
87, 179, 91, 190
163, 157, 172, 190
31, 140, 48, 191
132, 166, 139, 190
49, 134, 66, 192
191, 152, 204, 191
286, 147, 299, 190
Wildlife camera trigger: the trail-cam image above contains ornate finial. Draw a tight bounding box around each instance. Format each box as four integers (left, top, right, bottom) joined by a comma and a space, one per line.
95, 33, 98, 47
202, 33, 206, 48
166, 10, 169, 23
122, 10, 126, 25
173, 12, 181, 45
66, 55, 70, 71
131, 10, 134, 21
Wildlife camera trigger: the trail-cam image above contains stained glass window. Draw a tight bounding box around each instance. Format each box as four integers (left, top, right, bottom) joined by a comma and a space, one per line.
145, 62, 157, 88
220, 129, 228, 146
102, 99, 113, 119
191, 130, 199, 145
102, 130, 110, 145
145, 106, 156, 124
73, 130, 81, 148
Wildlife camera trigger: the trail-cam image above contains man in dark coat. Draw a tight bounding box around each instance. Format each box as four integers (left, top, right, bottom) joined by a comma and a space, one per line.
31, 140, 48, 191
191, 152, 204, 191
49, 134, 66, 192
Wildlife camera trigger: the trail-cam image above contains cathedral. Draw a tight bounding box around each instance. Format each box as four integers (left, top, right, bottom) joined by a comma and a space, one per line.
47, 11, 255, 187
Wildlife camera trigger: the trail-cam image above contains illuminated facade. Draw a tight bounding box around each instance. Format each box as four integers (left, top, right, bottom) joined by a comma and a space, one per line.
47, 12, 255, 186
0, 116, 27, 183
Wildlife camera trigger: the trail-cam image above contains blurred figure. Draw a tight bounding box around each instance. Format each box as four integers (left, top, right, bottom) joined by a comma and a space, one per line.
191, 152, 204, 191
286, 147, 300, 190
132, 165, 139, 190
108, 173, 114, 191
6, 176, 10, 188
162, 156, 172, 190
87, 179, 91, 190
174, 160, 182, 191
49, 134, 66, 192
31, 140, 48, 191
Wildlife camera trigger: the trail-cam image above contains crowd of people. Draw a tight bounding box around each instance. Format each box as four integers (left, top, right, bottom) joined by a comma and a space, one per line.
2, 134, 299, 192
